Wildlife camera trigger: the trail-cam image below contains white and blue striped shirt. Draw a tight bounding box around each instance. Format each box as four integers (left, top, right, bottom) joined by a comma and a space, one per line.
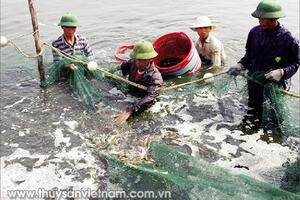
52, 34, 93, 62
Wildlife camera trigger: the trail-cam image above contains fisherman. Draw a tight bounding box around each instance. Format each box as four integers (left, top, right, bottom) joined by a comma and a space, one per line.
52, 13, 93, 71
190, 16, 226, 67
114, 40, 163, 125
228, 0, 300, 127
47, 13, 100, 109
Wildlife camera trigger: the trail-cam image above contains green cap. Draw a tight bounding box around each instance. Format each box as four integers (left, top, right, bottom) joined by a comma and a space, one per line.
58, 13, 79, 27
130, 40, 158, 60
251, 0, 286, 19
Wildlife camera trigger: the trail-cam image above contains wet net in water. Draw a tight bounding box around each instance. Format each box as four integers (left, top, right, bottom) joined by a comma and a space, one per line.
106, 143, 299, 200
41, 55, 104, 110
162, 69, 299, 137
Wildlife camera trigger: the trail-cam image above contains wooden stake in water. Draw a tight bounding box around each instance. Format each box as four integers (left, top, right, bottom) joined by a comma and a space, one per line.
27, 0, 45, 81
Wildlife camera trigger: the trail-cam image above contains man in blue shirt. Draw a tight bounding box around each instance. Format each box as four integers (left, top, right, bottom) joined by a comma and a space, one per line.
228, 0, 300, 123
52, 13, 93, 70
114, 40, 163, 125
47, 14, 99, 109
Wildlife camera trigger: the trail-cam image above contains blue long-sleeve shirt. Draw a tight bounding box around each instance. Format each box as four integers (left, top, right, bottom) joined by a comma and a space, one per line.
121, 59, 163, 113
239, 24, 300, 89
52, 34, 93, 62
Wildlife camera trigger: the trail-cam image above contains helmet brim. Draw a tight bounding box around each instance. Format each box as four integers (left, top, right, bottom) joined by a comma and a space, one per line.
130, 51, 158, 60
251, 10, 286, 19
58, 22, 79, 27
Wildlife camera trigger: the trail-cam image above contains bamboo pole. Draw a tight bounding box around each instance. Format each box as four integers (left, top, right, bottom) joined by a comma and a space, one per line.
242, 74, 300, 98
161, 71, 227, 92
27, 0, 45, 81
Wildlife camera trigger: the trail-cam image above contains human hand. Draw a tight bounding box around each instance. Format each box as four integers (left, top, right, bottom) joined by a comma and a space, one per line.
114, 111, 133, 125
65, 64, 77, 70
265, 69, 284, 82
227, 64, 243, 76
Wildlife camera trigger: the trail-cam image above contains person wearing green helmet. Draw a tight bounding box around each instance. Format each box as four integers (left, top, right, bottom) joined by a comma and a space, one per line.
114, 40, 163, 125
52, 13, 93, 70
227, 0, 300, 128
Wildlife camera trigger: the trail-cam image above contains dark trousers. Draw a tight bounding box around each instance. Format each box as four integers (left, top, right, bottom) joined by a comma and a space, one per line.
247, 79, 264, 120
247, 77, 285, 126
200, 55, 212, 66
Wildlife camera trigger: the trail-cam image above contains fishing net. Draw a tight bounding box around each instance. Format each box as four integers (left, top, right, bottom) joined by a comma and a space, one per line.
3, 36, 300, 200
160, 69, 299, 137
281, 154, 300, 194
245, 71, 300, 137
262, 83, 299, 137
41, 55, 104, 110
161, 66, 246, 98
38, 50, 299, 136
106, 143, 299, 200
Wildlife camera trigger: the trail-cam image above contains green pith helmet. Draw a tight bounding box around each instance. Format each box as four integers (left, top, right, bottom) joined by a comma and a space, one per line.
251, 0, 286, 19
58, 13, 79, 27
130, 40, 158, 60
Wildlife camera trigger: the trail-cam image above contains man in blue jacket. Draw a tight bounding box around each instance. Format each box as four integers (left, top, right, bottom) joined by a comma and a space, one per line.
114, 40, 163, 125
228, 0, 300, 123
52, 13, 93, 70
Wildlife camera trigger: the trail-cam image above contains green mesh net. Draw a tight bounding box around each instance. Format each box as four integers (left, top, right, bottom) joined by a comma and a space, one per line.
246, 71, 299, 137
106, 143, 299, 200
281, 154, 300, 194
161, 71, 239, 97
40, 53, 299, 136
262, 83, 299, 137
41, 55, 104, 110
163, 70, 299, 137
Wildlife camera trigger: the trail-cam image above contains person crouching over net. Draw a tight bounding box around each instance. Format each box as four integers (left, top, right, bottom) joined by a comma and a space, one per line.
114, 40, 163, 125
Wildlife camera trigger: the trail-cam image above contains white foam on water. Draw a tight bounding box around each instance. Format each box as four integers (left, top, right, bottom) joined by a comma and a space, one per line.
42, 108, 51, 113
60, 112, 65, 119
152, 97, 194, 121
21, 108, 29, 113
19, 127, 30, 137
172, 121, 297, 182
1, 144, 105, 200
214, 130, 298, 180
9, 143, 19, 147
11, 124, 20, 130
64, 120, 79, 131
180, 113, 194, 121
52, 121, 60, 125
51, 129, 71, 147
4, 97, 26, 109
24, 128, 30, 134
149, 101, 169, 117
153, 95, 298, 183
219, 142, 239, 157
208, 127, 297, 181
193, 93, 219, 107
18, 131, 25, 137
